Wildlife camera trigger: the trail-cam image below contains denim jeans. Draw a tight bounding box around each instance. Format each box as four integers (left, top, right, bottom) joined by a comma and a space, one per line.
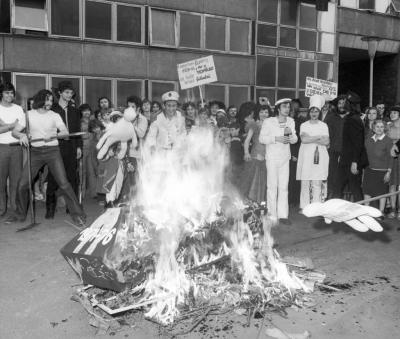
0, 144, 23, 215
16, 146, 84, 220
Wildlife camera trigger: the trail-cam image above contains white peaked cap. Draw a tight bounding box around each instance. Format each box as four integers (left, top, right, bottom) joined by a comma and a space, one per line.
274, 98, 292, 106
309, 94, 325, 111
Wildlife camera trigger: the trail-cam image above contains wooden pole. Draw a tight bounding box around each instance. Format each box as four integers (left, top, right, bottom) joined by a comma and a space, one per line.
356, 190, 400, 205
199, 86, 204, 108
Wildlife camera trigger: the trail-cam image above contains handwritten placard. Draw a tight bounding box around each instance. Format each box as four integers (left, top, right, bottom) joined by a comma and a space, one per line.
177, 55, 218, 90
305, 77, 338, 101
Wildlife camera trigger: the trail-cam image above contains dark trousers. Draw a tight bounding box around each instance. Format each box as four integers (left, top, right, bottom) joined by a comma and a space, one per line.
328, 151, 341, 198
46, 143, 78, 209
335, 163, 363, 202
116, 157, 137, 204
0, 144, 22, 215
17, 146, 84, 220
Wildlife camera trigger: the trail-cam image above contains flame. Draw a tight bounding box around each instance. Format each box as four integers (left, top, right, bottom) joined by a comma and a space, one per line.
103, 125, 310, 324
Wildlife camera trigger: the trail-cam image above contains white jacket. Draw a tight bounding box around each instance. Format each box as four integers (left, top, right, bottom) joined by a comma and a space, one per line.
259, 116, 298, 161
146, 111, 186, 150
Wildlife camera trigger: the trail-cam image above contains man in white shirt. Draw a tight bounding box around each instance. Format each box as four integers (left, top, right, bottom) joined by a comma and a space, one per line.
146, 91, 186, 152
0, 82, 25, 218
8, 89, 86, 228
259, 98, 298, 224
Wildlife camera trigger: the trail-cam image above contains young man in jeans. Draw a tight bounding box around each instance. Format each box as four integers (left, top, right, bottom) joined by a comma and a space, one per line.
9, 89, 86, 227
0, 82, 25, 219
46, 81, 82, 219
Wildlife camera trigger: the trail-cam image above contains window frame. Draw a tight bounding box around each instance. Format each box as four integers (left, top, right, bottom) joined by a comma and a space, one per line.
204, 13, 228, 53
83, 76, 114, 107
256, 0, 336, 54
113, 78, 145, 108
12, 0, 49, 32
339, 0, 376, 10
12, 72, 49, 110
227, 17, 252, 55
48, 0, 82, 39
149, 7, 178, 48
177, 10, 204, 50
81, 0, 145, 45
227, 84, 251, 105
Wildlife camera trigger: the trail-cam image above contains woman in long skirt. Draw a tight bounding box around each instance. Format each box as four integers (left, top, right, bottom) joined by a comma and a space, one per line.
241, 105, 271, 203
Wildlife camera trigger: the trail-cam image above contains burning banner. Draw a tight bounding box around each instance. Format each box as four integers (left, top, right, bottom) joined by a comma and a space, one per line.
61, 109, 383, 330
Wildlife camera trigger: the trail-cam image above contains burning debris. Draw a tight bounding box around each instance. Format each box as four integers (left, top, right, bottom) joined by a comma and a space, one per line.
61, 127, 326, 334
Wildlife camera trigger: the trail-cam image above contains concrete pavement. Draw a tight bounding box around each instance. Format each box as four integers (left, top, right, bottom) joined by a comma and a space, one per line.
0, 199, 399, 339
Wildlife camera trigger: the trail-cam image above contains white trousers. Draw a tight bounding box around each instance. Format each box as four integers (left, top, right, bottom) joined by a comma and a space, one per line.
300, 180, 323, 209
266, 158, 289, 219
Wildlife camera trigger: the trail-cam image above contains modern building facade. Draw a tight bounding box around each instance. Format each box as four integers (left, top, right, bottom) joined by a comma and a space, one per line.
0, 0, 399, 110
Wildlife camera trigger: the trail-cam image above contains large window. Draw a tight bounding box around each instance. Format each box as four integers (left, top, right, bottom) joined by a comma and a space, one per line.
13, 0, 48, 31
14, 73, 47, 109
230, 19, 250, 53
117, 4, 142, 43
258, 0, 278, 23
85, 78, 112, 112
85, 0, 111, 40
205, 84, 225, 103
340, 0, 375, 9
299, 60, 314, 89
257, 24, 277, 47
51, 0, 79, 37
116, 80, 143, 108
257, 0, 336, 54
228, 86, 249, 107
179, 12, 201, 48
149, 8, 250, 54
151, 9, 176, 46
278, 58, 296, 88
257, 55, 276, 87
205, 16, 226, 51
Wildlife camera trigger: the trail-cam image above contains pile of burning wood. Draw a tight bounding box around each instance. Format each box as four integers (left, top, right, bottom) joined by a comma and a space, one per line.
61, 128, 325, 335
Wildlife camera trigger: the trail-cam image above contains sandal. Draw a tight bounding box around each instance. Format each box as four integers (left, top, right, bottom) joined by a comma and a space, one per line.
388, 212, 396, 219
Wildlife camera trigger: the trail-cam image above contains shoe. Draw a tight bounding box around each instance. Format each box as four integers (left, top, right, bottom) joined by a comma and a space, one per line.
4, 215, 24, 224
377, 216, 385, 222
388, 212, 396, 219
298, 209, 304, 215
71, 215, 87, 229
279, 218, 292, 225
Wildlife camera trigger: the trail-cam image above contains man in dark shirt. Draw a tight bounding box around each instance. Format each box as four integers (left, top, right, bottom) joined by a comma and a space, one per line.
45, 81, 82, 219
336, 91, 368, 202
325, 94, 348, 198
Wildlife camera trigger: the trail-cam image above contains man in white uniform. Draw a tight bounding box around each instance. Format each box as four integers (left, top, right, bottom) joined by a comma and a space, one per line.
0, 82, 25, 218
259, 98, 297, 224
146, 91, 186, 152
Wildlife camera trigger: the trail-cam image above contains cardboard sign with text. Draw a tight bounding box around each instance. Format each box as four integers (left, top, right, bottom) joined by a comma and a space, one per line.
305, 77, 338, 101
178, 55, 218, 90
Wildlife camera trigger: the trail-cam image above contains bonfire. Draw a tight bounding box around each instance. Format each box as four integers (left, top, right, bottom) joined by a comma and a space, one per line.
62, 126, 322, 334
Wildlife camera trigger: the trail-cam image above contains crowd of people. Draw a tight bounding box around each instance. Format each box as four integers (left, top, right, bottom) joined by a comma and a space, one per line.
0, 79, 399, 228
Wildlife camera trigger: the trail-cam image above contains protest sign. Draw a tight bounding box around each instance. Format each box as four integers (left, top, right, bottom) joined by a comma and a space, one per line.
177, 55, 218, 90
305, 77, 338, 101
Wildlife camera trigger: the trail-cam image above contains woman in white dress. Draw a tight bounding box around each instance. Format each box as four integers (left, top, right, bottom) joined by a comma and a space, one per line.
296, 95, 330, 212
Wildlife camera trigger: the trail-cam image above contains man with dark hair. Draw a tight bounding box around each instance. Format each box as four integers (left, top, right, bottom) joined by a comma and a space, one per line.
45, 81, 82, 219
10, 89, 86, 227
0, 82, 25, 218
259, 98, 298, 224
325, 94, 349, 198
336, 91, 368, 201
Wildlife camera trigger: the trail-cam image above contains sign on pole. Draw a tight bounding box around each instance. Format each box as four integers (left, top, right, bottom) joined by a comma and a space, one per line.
177, 55, 218, 90
305, 77, 338, 101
